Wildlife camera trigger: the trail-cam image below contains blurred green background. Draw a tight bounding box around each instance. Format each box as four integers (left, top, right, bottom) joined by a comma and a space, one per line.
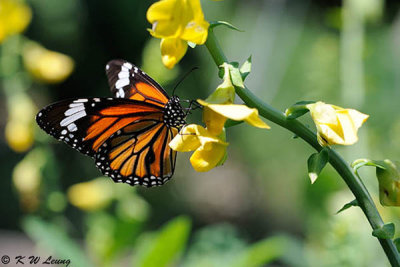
1, 0, 400, 266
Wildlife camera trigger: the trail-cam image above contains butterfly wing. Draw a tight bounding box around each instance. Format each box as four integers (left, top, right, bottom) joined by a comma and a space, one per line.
36, 97, 179, 187
36, 98, 164, 157
94, 122, 179, 187
105, 59, 169, 107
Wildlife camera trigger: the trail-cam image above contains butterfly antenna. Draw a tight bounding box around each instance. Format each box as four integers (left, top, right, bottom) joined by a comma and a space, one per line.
172, 67, 199, 96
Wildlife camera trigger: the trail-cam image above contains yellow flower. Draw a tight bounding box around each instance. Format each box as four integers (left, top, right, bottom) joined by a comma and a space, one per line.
198, 64, 269, 135
5, 92, 36, 152
0, 0, 31, 43
169, 64, 269, 172
169, 103, 269, 172
12, 148, 46, 212
67, 178, 113, 211
13, 153, 42, 194
147, 0, 209, 68
6, 120, 34, 152
169, 124, 228, 172
306, 101, 369, 146
23, 41, 74, 84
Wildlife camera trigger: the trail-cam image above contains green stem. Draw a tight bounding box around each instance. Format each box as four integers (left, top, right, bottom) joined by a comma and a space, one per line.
205, 29, 400, 266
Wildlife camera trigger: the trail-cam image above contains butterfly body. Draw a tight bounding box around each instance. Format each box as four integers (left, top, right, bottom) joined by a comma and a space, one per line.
36, 60, 185, 187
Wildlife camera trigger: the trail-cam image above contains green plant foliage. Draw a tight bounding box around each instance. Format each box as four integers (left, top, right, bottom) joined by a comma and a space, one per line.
132, 216, 191, 267
307, 148, 329, 184
336, 199, 359, 214
233, 236, 289, 267
372, 223, 395, 239
209, 21, 243, 32
285, 101, 315, 120
240, 56, 251, 81
22, 216, 93, 267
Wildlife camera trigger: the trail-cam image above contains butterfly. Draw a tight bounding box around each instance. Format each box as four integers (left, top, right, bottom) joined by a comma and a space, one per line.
36, 60, 187, 187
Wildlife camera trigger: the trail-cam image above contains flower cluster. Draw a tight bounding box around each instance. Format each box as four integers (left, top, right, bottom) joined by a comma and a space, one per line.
170, 64, 269, 172
147, 0, 209, 69
1, 0, 75, 153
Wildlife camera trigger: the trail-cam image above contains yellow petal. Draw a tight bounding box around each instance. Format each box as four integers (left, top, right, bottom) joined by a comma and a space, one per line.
197, 100, 270, 130
160, 37, 188, 69
190, 140, 227, 172
146, 0, 184, 38
169, 124, 228, 172
202, 107, 227, 135
169, 124, 201, 152
307, 101, 369, 146
180, 0, 209, 44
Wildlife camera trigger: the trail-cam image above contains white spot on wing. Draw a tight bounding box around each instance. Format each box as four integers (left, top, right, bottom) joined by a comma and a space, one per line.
115, 78, 130, 89
73, 99, 88, 103
118, 71, 129, 79
60, 110, 86, 127
64, 104, 85, 116
67, 123, 78, 132
123, 62, 133, 69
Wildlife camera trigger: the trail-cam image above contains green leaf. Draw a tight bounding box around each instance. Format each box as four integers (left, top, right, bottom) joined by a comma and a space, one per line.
307, 148, 329, 184
372, 223, 395, 239
233, 235, 306, 267
133, 216, 191, 267
22, 216, 93, 267
233, 236, 285, 267
228, 64, 244, 88
209, 21, 243, 32
352, 159, 385, 174
285, 101, 315, 120
336, 199, 358, 214
225, 119, 244, 128
240, 56, 252, 81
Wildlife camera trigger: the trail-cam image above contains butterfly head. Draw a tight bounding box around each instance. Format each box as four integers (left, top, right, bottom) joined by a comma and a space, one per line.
164, 96, 186, 128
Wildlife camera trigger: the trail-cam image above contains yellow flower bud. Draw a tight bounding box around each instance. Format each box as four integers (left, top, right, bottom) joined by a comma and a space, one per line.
5, 120, 34, 152
67, 178, 113, 211
13, 155, 41, 194
5, 93, 36, 152
306, 101, 369, 146
376, 160, 400, 206
23, 42, 74, 84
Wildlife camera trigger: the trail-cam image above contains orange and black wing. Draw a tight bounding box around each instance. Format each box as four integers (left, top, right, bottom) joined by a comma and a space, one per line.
94, 122, 179, 187
105, 59, 169, 107
36, 98, 164, 157
36, 97, 179, 187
